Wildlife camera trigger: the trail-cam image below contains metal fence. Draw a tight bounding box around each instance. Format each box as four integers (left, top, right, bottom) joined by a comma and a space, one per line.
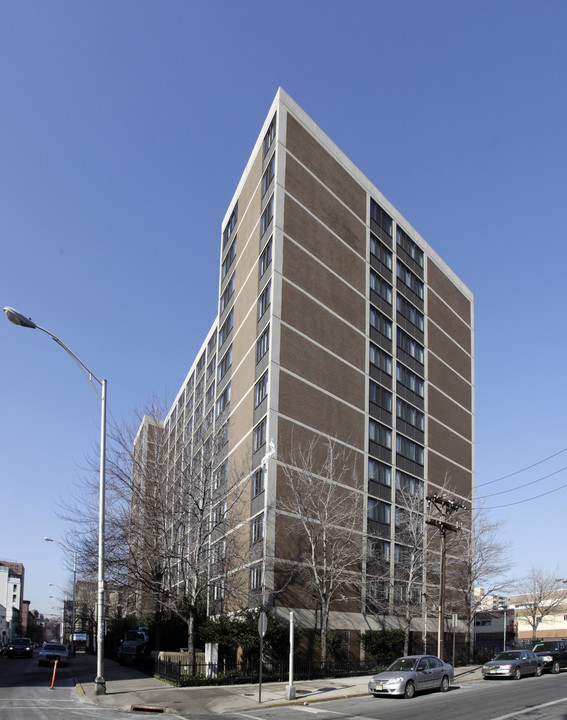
149, 658, 380, 687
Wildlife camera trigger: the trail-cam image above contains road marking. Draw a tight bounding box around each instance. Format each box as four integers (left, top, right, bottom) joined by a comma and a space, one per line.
488, 696, 567, 720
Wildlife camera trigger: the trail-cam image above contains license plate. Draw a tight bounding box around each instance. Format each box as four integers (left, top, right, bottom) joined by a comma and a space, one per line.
375, 685, 383, 691
490, 669, 498, 674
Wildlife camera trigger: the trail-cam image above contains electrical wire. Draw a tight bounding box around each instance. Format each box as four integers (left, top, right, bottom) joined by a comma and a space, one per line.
476, 464, 567, 499
476, 446, 567, 488
481, 480, 567, 510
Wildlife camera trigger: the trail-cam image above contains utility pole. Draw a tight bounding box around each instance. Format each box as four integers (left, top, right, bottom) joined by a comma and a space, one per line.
426, 494, 464, 660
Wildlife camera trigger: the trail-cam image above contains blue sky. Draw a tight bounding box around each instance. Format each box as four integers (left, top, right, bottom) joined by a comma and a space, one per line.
2, 0, 567, 617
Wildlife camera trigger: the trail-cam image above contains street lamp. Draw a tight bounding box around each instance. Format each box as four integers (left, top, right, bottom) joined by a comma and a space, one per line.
4, 306, 107, 695
45, 538, 77, 656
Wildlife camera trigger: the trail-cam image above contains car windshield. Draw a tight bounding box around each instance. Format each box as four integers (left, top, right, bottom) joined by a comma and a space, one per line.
44, 644, 67, 652
494, 651, 521, 660
387, 657, 418, 672
12, 639, 29, 645
533, 643, 555, 652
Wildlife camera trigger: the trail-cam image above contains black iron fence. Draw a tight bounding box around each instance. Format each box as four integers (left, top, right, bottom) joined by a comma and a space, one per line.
149, 657, 380, 687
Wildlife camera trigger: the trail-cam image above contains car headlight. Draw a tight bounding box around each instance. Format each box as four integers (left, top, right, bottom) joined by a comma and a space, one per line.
541, 655, 553, 662
500, 664, 513, 669
386, 676, 404, 684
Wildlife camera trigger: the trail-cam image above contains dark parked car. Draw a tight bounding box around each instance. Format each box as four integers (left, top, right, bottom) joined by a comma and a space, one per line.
368, 655, 454, 698
532, 641, 567, 674
482, 650, 542, 680
7, 638, 33, 658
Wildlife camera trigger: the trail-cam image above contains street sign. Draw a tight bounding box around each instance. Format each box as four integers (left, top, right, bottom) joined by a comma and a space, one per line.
258, 611, 268, 638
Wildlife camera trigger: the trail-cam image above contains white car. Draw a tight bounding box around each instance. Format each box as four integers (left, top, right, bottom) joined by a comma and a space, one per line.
38, 642, 69, 667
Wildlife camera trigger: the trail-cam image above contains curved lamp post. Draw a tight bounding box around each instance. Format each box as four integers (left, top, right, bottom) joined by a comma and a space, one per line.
45, 538, 77, 656
4, 306, 107, 695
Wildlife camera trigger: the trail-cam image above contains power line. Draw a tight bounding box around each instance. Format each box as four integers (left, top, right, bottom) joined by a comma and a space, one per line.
476, 446, 567, 488
481, 480, 567, 510
477, 465, 567, 499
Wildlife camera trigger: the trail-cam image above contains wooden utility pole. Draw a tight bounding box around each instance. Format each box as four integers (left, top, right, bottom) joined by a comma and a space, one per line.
426, 494, 464, 660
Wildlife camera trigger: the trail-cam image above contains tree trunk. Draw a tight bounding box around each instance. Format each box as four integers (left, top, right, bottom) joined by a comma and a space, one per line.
187, 611, 196, 672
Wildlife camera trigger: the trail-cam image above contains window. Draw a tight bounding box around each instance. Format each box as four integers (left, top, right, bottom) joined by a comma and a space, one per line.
208, 331, 217, 357
206, 356, 216, 382
255, 372, 268, 407
369, 381, 392, 411
259, 237, 273, 278
369, 343, 392, 375
370, 270, 392, 304
397, 328, 424, 364
252, 468, 265, 497
196, 351, 206, 376
369, 419, 392, 449
369, 458, 391, 486
220, 273, 235, 314
397, 260, 424, 299
371, 538, 390, 560
251, 513, 264, 543
370, 233, 392, 269
211, 579, 225, 601
257, 280, 271, 320
396, 470, 423, 497
213, 460, 227, 490
262, 154, 275, 196
206, 381, 215, 405
219, 309, 234, 347
221, 237, 237, 281
370, 306, 392, 339
370, 199, 393, 237
211, 501, 227, 528
396, 434, 424, 465
195, 376, 204, 397
261, 195, 274, 236
256, 325, 270, 363
397, 227, 424, 267
216, 383, 230, 417
397, 294, 424, 332
368, 580, 389, 601
397, 398, 424, 431
368, 497, 391, 524
397, 362, 424, 397
253, 418, 267, 452
217, 345, 232, 382
223, 205, 237, 249
250, 564, 263, 590
263, 114, 276, 157
211, 539, 226, 565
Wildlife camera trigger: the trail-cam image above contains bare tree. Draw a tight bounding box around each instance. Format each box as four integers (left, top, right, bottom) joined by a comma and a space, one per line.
59, 400, 250, 666
511, 567, 567, 643
277, 436, 363, 663
367, 475, 433, 656
448, 502, 512, 661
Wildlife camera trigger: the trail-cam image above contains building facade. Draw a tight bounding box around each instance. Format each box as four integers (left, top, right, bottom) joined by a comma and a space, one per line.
134, 89, 474, 656
0, 561, 25, 640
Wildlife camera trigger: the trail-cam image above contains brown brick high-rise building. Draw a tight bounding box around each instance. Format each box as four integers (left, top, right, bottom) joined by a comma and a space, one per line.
133, 89, 474, 658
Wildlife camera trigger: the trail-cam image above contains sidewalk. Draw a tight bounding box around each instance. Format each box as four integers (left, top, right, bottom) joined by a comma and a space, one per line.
70, 652, 483, 715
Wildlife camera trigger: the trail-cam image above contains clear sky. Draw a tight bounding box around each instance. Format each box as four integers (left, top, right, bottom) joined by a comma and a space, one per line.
2, 0, 567, 618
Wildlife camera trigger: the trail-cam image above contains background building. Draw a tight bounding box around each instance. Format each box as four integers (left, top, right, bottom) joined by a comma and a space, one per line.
133, 89, 474, 659
0, 560, 24, 640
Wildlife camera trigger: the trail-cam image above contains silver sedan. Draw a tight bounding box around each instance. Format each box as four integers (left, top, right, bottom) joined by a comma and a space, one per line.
482, 650, 542, 680
368, 655, 454, 699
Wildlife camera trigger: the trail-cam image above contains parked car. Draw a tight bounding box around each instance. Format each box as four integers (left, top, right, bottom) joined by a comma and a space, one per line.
482, 650, 542, 680
7, 638, 34, 658
38, 642, 69, 667
532, 641, 567, 674
368, 654, 454, 699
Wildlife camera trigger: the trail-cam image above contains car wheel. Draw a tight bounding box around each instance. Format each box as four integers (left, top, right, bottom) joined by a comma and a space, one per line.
535, 665, 542, 677
551, 661, 560, 674
404, 681, 415, 699
440, 675, 450, 692
513, 667, 521, 680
